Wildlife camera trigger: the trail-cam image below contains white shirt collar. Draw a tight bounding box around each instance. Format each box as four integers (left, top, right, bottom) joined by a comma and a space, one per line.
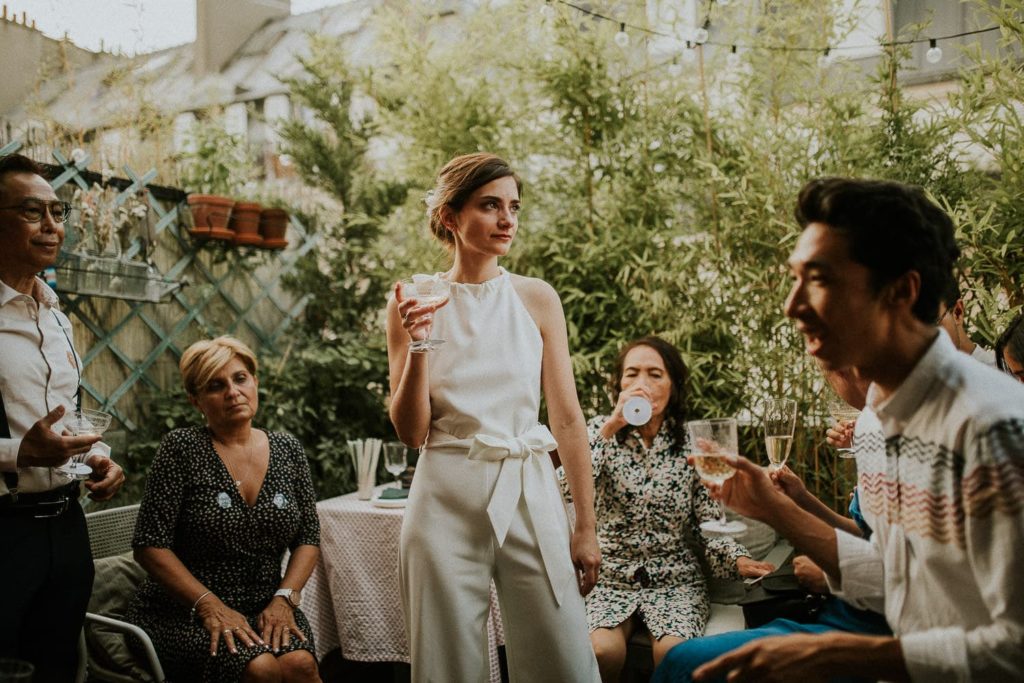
0, 275, 58, 309
866, 328, 959, 426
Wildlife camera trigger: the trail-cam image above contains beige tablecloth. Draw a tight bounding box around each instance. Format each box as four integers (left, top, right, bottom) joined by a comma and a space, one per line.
302, 486, 504, 682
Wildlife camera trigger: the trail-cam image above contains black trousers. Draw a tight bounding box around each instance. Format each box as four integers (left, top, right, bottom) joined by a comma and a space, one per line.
0, 499, 94, 683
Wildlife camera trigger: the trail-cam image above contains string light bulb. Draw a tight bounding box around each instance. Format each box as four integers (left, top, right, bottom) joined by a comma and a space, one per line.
818, 47, 832, 68
727, 45, 740, 68
693, 26, 709, 44
668, 58, 682, 76
614, 22, 630, 47
926, 38, 942, 64
540, 0, 554, 19
717, 0, 731, 5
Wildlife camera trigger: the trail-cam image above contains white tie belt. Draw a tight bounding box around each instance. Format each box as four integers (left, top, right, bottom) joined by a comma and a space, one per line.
428, 424, 572, 606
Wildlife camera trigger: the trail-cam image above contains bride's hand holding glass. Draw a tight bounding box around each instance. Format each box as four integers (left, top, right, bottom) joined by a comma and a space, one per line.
395, 275, 451, 353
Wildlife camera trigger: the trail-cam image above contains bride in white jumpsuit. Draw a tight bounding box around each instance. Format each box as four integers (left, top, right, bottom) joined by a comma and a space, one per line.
386, 153, 601, 683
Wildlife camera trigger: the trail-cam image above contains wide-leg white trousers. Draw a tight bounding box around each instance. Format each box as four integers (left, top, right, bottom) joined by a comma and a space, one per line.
400, 445, 599, 683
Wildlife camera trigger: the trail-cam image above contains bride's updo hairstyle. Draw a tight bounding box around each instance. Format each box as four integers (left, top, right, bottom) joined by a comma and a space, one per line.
426, 152, 522, 247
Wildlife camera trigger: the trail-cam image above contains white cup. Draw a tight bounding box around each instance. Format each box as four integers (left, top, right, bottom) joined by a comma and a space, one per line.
624, 396, 653, 426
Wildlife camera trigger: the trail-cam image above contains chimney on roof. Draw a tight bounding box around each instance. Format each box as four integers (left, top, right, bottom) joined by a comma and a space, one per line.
195, 0, 290, 76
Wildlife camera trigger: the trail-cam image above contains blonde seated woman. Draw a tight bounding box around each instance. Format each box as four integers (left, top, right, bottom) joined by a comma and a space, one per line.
126, 336, 322, 683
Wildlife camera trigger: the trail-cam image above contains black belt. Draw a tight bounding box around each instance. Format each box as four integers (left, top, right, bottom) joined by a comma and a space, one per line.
0, 482, 80, 518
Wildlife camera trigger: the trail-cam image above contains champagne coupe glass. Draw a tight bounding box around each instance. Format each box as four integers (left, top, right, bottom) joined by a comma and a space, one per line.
762, 398, 797, 472
59, 408, 113, 480
687, 418, 747, 536
382, 442, 407, 489
398, 275, 451, 353
827, 399, 861, 459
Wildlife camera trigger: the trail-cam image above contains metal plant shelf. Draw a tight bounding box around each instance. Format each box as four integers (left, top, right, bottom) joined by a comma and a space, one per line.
56, 251, 184, 303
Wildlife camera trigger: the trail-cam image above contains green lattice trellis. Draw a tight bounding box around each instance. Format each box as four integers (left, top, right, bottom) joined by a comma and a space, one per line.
1, 140, 319, 433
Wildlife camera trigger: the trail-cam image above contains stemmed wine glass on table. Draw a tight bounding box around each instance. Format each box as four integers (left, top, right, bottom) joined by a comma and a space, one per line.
382, 442, 407, 489
59, 408, 113, 480
398, 274, 451, 353
827, 399, 861, 458
762, 398, 797, 472
687, 418, 747, 536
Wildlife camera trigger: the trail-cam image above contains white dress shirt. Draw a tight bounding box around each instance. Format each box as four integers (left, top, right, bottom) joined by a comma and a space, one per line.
829, 330, 1024, 682
0, 276, 82, 494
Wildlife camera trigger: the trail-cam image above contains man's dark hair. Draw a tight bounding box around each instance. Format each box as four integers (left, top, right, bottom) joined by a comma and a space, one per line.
609, 335, 689, 448
0, 153, 48, 203
938, 278, 962, 309
795, 177, 960, 324
996, 313, 1024, 374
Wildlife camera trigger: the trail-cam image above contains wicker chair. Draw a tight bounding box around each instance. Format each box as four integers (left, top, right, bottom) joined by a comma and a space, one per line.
81, 504, 167, 683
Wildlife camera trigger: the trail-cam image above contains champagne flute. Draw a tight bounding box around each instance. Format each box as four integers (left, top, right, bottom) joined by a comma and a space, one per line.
762, 398, 797, 472
59, 408, 113, 480
382, 442, 407, 489
687, 418, 747, 536
398, 275, 451, 353
827, 400, 861, 458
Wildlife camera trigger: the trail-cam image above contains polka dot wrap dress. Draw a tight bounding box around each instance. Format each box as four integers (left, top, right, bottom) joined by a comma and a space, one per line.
561, 416, 750, 640
127, 426, 320, 682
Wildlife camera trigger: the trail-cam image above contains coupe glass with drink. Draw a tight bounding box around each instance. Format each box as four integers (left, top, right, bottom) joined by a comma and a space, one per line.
686, 418, 747, 536
762, 398, 797, 472
827, 399, 861, 458
382, 442, 408, 489
398, 274, 451, 353
59, 408, 113, 480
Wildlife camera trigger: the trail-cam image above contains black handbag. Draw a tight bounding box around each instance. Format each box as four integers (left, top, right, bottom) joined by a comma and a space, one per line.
738, 563, 827, 628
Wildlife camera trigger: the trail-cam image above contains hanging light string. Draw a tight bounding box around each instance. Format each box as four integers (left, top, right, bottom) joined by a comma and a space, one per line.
544, 0, 1001, 56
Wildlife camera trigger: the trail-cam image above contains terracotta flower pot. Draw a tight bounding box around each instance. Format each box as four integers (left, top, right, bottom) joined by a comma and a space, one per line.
187, 194, 235, 240
259, 207, 289, 249
230, 201, 263, 246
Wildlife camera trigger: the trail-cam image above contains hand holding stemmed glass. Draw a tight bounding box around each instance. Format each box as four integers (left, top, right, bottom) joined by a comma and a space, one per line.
827, 399, 860, 458
58, 408, 113, 480
687, 418, 748, 536
762, 398, 797, 472
396, 274, 451, 353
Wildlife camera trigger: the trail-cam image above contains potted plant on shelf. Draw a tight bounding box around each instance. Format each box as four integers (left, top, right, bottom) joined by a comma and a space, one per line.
259, 202, 290, 249
63, 181, 152, 299
230, 199, 263, 246
177, 118, 254, 242
72, 182, 149, 258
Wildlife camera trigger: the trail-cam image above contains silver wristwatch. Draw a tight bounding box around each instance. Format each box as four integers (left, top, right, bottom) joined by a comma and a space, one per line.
274, 588, 301, 608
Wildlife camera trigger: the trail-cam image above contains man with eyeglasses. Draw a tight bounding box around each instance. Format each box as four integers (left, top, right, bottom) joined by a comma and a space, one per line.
0, 153, 126, 682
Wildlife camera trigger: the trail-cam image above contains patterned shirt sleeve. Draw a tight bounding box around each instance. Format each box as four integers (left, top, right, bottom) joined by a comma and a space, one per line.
586, 414, 611, 480
690, 469, 747, 579
132, 429, 189, 549
284, 433, 320, 549
902, 418, 1024, 682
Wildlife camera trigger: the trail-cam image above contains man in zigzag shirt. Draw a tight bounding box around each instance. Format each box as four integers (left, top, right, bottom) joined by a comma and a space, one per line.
682, 178, 1024, 682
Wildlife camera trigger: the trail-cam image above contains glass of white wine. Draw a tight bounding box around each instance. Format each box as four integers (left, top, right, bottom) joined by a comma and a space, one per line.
382, 442, 407, 489
398, 275, 451, 353
762, 398, 797, 472
59, 408, 113, 480
687, 418, 747, 536
827, 400, 861, 459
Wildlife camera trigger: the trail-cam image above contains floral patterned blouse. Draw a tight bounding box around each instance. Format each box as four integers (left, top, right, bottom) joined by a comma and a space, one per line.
560, 415, 750, 639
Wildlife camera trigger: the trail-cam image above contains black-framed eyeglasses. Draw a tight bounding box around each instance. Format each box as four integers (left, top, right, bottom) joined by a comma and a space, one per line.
0, 200, 74, 224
